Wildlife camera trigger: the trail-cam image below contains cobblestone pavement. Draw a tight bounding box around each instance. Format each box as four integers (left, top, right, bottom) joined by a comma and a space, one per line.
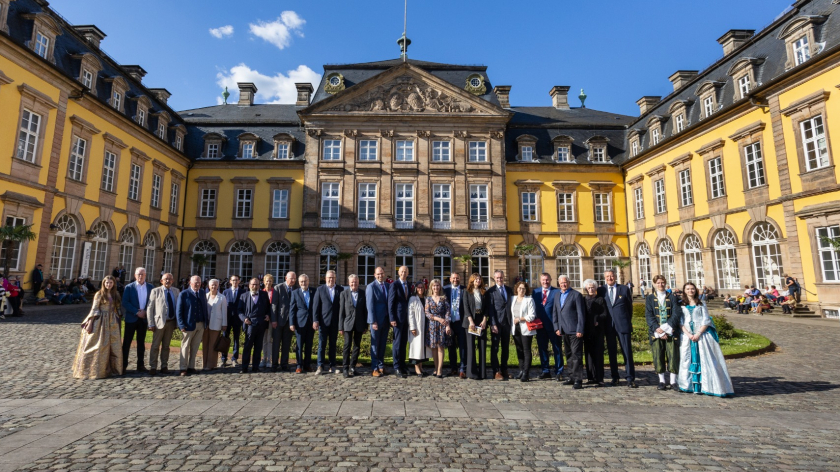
0, 307, 838, 471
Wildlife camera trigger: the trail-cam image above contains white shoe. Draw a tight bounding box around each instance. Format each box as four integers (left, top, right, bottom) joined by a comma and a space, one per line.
315, 366, 323, 375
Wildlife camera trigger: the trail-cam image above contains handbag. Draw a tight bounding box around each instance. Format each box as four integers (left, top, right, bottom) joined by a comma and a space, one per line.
215, 333, 231, 354
526, 318, 543, 331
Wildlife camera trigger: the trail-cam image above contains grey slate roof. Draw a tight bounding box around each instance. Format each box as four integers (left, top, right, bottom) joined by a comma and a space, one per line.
180, 104, 302, 124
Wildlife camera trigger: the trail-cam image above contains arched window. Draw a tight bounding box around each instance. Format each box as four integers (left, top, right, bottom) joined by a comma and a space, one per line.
118, 229, 135, 271
517, 246, 543, 286
265, 242, 291, 281
683, 235, 705, 287
433, 246, 452, 284
592, 244, 618, 286
143, 234, 157, 274
228, 241, 254, 282
658, 240, 676, 288
162, 238, 175, 275
637, 243, 651, 288
556, 245, 582, 288
395, 246, 414, 281
471, 246, 489, 282
89, 222, 109, 282
50, 215, 78, 279
319, 244, 338, 285
357, 245, 376, 285
752, 223, 784, 288
714, 230, 740, 289
192, 240, 217, 280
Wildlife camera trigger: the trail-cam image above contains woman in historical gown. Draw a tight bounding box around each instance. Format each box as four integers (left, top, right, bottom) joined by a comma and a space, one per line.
72, 275, 123, 379
677, 282, 734, 397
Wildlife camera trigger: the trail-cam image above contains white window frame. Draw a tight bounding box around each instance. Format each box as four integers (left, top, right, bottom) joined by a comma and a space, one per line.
558, 192, 574, 222
200, 188, 217, 218
703, 96, 714, 117
16, 109, 40, 163
51, 216, 78, 280
265, 242, 291, 281
192, 241, 217, 280
396, 140, 414, 162
659, 240, 676, 289
684, 235, 705, 287
738, 75, 751, 99
357, 245, 376, 285
228, 241, 254, 282
158, 123, 166, 140
793, 36, 811, 66
206, 143, 219, 159
323, 139, 341, 161
162, 238, 174, 275
175, 135, 182, 151
112, 91, 121, 111
321, 182, 340, 227
358, 183, 376, 227
272, 189, 289, 219
801, 115, 829, 171
118, 230, 135, 271
67, 136, 87, 182
101, 151, 116, 192
709, 157, 725, 198
150, 174, 162, 208
679, 169, 693, 207
395, 183, 414, 228
137, 109, 146, 127
0, 216, 26, 271
744, 142, 766, 188
521, 146, 534, 162
634, 187, 644, 220
34, 32, 49, 59
631, 141, 639, 157
675, 113, 685, 132
591, 146, 606, 163
654, 179, 666, 214
89, 222, 109, 282
82, 69, 94, 89
143, 235, 156, 274
275, 142, 289, 160
556, 245, 582, 288
637, 244, 651, 287
432, 184, 451, 229
651, 128, 660, 146
359, 140, 378, 161
521, 192, 537, 221
469, 141, 487, 162
170, 182, 179, 214
752, 223, 784, 288
817, 225, 840, 282
432, 141, 451, 162
594, 192, 611, 222
714, 230, 740, 290
241, 142, 254, 159
469, 184, 489, 229
236, 189, 253, 218
128, 164, 141, 201
557, 146, 571, 162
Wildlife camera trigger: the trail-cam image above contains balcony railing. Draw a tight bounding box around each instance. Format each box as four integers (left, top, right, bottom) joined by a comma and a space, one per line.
433, 221, 451, 230
395, 220, 414, 229
470, 221, 489, 230
320, 218, 339, 228
358, 220, 376, 229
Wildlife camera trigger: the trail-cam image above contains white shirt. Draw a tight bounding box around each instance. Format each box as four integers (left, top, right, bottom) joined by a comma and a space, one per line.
496, 284, 507, 301
656, 290, 666, 306
351, 290, 358, 306
607, 283, 616, 304
137, 283, 148, 310
328, 285, 335, 302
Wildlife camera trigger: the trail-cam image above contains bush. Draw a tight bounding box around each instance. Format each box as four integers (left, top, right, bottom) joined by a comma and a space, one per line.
712, 314, 736, 340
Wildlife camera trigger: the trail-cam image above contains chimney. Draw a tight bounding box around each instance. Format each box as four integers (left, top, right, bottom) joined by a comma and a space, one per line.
636, 96, 661, 115
295, 82, 314, 106
122, 65, 147, 83
149, 88, 171, 105
668, 70, 699, 91
717, 29, 755, 56
73, 25, 106, 49
237, 82, 258, 106
549, 86, 571, 110
493, 85, 511, 108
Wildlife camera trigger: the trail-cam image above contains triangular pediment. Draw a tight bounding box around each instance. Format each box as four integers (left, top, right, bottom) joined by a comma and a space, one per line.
301, 63, 510, 118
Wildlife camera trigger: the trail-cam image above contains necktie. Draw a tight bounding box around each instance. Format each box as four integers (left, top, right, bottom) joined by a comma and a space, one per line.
609, 286, 615, 305
304, 291, 309, 308
542, 289, 548, 306
166, 290, 175, 319
501, 287, 507, 301
381, 282, 386, 297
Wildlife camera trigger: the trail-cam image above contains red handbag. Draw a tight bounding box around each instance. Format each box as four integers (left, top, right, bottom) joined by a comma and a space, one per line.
526, 318, 544, 331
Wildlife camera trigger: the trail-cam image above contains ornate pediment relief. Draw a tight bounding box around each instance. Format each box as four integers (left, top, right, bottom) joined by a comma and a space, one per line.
328, 74, 476, 114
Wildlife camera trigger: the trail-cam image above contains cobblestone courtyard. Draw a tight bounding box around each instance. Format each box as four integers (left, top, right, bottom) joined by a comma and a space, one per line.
0, 308, 838, 471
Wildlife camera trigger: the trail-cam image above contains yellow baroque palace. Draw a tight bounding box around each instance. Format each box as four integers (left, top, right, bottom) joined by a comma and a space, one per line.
2, 0, 840, 317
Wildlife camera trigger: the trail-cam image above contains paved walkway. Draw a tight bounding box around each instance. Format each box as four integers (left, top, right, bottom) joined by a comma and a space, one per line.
0, 307, 838, 471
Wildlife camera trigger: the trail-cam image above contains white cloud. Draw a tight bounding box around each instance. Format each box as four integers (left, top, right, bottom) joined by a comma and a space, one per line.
209, 25, 234, 39
216, 63, 321, 104
249, 11, 305, 50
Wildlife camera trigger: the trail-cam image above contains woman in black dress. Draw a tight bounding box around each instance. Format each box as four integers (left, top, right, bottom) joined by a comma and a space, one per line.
463, 273, 488, 380
582, 278, 608, 387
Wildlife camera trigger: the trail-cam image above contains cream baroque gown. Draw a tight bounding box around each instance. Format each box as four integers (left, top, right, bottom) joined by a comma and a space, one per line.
72, 293, 123, 379
677, 304, 734, 397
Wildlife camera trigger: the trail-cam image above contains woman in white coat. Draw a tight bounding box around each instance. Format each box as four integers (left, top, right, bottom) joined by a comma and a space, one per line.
203, 279, 228, 371
511, 281, 537, 382
408, 282, 431, 377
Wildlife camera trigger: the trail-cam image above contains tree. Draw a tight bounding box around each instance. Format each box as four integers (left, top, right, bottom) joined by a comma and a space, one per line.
190, 253, 208, 278
0, 223, 37, 278
611, 259, 632, 285
455, 254, 472, 282
337, 252, 353, 282
290, 242, 306, 274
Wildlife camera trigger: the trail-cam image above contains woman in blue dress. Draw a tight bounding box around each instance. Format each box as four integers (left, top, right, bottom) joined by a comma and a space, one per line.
677, 282, 734, 397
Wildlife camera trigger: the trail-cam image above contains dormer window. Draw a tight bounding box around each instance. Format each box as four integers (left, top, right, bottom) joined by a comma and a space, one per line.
137, 109, 145, 127
793, 36, 811, 65
627, 129, 644, 157
157, 122, 166, 140
34, 33, 49, 58
703, 96, 714, 117
668, 100, 691, 134
646, 116, 664, 147
23, 13, 61, 63
651, 128, 660, 146
552, 135, 574, 162
152, 111, 170, 141
73, 53, 102, 96
516, 134, 537, 162
202, 132, 226, 159
695, 81, 723, 119
105, 76, 129, 113
273, 133, 294, 159
631, 140, 639, 157
207, 144, 219, 158
738, 75, 751, 98
132, 96, 152, 128
237, 132, 259, 159
675, 114, 686, 132
557, 146, 570, 162
521, 146, 533, 161
728, 57, 764, 100
585, 136, 609, 163
112, 91, 122, 111
779, 15, 828, 70
82, 69, 93, 88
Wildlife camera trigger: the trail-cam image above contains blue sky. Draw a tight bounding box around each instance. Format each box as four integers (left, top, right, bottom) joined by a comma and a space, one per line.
49, 0, 793, 116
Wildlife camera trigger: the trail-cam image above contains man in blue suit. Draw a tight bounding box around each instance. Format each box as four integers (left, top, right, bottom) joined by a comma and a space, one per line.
552, 275, 586, 389
533, 273, 564, 380
366, 266, 390, 377
221, 275, 246, 367
444, 273, 467, 378
387, 265, 411, 378
176, 275, 208, 376
289, 274, 317, 373
237, 277, 271, 374
122, 267, 154, 373
312, 270, 344, 374
597, 268, 637, 388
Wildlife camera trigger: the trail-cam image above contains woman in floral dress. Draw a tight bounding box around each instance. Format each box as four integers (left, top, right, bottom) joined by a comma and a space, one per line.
72, 275, 123, 379
425, 279, 451, 378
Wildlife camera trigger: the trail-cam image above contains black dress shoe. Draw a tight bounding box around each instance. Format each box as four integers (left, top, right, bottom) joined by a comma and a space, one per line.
271, 366, 278, 373
561, 379, 574, 386
610, 379, 620, 386
657, 382, 667, 391
539, 372, 551, 379
240, 369, 249, 374
585, 379, 597, 385
595, 382, 605, 388
137, 367, 149, 373
343, 369, 350, 378
400, 372, 408, 379
573, 381, 583, 389
520, 376, 529, 383
556, 373, 564, 382
628, 381, 638, 388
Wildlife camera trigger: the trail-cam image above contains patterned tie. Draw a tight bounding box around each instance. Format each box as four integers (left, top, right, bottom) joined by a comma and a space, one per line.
542, 289, 548, 306
609, 286, 615, 305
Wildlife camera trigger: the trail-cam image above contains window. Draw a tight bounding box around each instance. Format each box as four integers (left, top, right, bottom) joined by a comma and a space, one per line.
793, 36, 811, 66
433, 141, 451, 161
276, 143, 289, 160
469, 141, 487, 162
738, 75, 751, 99
357, 245, 376, 286
265, 242, 291, 282
684, 235, 705, 286
469, 184, 489, 229
128, 164, 141, 201
714, 230, 740, 289
241, 142, 254, 159
358, 183, 376, 228
359, 140, 378, 161
101, 152, 116, 192
321, 183, 340, 227
162, 238, 174, 275
471, 246, 489, 282
801, 115, 829, 171
825, 309, 840, 319
557, 146, 571, 162
518, 248, 543, 286
0, 216, 26, 271
200, 189, 217, 218
143, 234, 157, 273
637, 244, 651, 287
137, 109, 146, 127
634, 187, 644, 219
703, 96, 714, 118
175, 135, 183, 151
236, 189, 253, 218
651, 129, 660, 146
158, 123, 167, 141
594, 193, 611, 222
228, 241, 254, 282
744, 142, 766, 188
817, 226, 840, 282
82, 69, 94, 89
521, 146, 534, 162
112, 91, 121, 111
150, 174, 162, 208
631, 141, 639, 157
395, 246, 414, 280
272, 189, 289, 219
433, 184, 451, 229
118, 230, 135, 271
592, 245, 618, 286
658, 240, 676, 288
170, 182, 179, 214
319, 244, 338, 285
395, 183, 414, 228
206, 143, 219, 159
16, 109, 41, 163
396, 140, 414, 161
34, 32, 49, 59
323, 140, 341, 160
67, 136, 87, 182
709, 157, 725, 198
591, 147, 606, 163
191, 240, 216, 280
89, 222, 109, 282
654, 179, 666, 214
752, 223, 784, 287
521, 192, 537, 221
558, 193, 575, 222
50, 215, 77, 279
679, 169, 693, 207
675, 114, 686, 133
433, 246, 452, 284
556, 245, 582, 288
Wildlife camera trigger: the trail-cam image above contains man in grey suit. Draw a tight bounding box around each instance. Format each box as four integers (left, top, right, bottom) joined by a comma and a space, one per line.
366, 266, 390, 377
312, 270, 344, 374
271, 271, 296, 372
147, 273, 180, 375
338, 274, 368, 378
552, 275, 586, 389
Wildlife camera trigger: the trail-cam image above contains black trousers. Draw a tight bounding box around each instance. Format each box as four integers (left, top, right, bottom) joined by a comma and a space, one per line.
295, 326, 314, 370
490, 325, 511, 374
605, 324, 635, 381
466, 330, 487, 379
241, 322, 265, 372
584, 328, 605, 382
9, 296, 22, 316
271, 322, 294, 368
448, 322, 467, 372
31, 282, 41, 299
221, 315, 241, 361
122, 318, 148, 370
317, 324, 339, 368
391, 321, 408, 371
562, 333, 584, 381
512, 324, 533, 378
342, 330, 364, 369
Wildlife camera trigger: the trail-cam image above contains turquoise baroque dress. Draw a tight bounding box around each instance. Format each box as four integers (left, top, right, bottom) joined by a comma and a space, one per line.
677, 304, 734, 397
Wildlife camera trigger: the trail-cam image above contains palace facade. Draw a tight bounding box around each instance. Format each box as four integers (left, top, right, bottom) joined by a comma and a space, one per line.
3, 0, 840, 316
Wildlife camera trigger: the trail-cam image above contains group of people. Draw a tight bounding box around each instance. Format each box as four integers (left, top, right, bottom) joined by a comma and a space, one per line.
721, 280, 799, 315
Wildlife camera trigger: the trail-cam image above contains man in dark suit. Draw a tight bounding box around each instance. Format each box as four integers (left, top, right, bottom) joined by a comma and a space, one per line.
533, 272, 564, 380
289, 274, 316, 373
645, 274, 680, 390
221, 275, 246, 367
387, 265, 411, 378
122, 267, 154, 373
339, 274, 368, 377
237, 277, 271, 374
271, 271, 297, 372
598, 268, 637, 388
487, 270, 513, 380
312, 270, 344, 374
176, 275, 208, 376
366, 266, 390, 377
444, 273, 467, 379
552, 275, 586, 389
